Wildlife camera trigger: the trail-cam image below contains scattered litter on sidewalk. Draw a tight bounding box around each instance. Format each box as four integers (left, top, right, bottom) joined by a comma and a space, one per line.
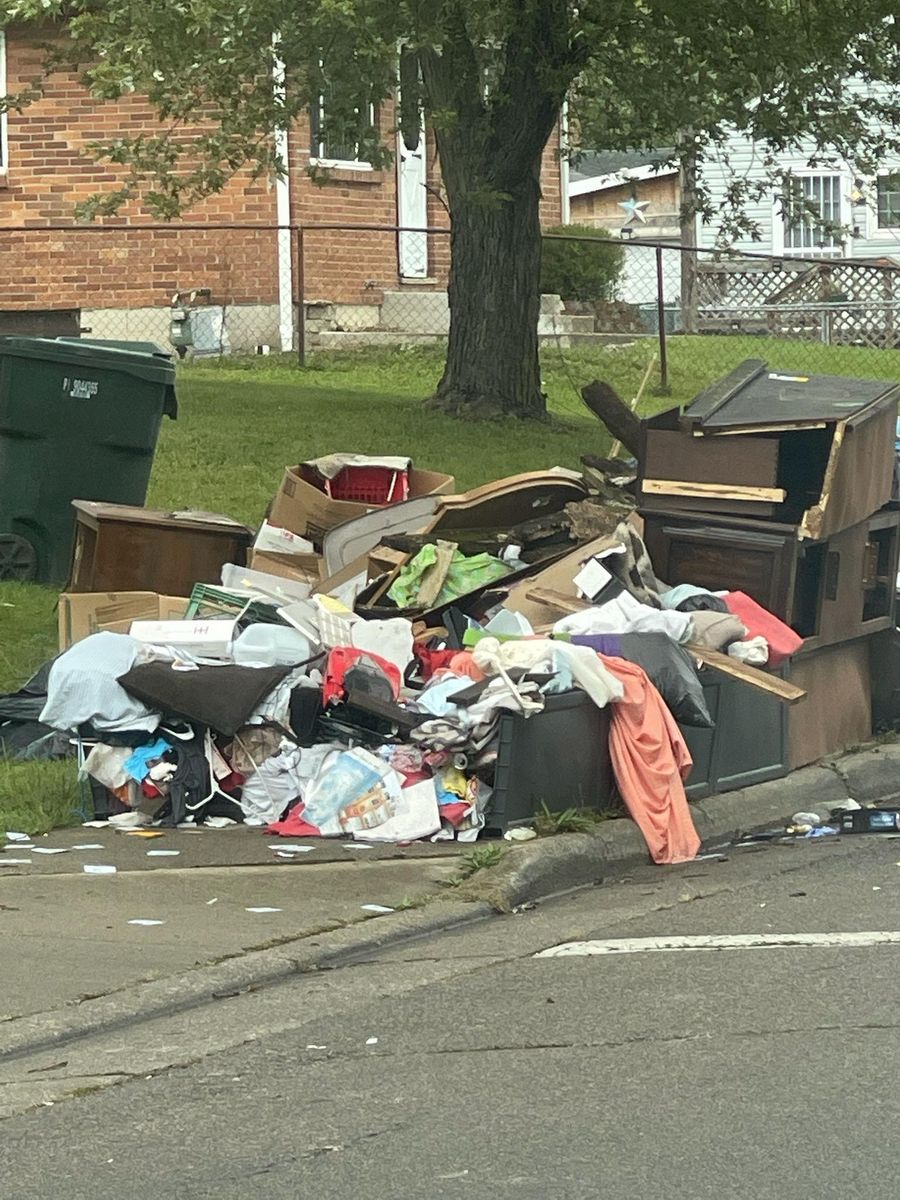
72, 843, 105, 850
30, 846, 69, 855
245, 906, 283, 914
365, 1037, 378, 1046
1, 858, 32, 865
3, 364, 898, 870
5, 832, 30, 842
206, 897, 219, 905
127, 919, 166, 926
146, 849, 180, 857
360, 904, 395, 913
83, 864, 117, 875
791, 812, 821, 828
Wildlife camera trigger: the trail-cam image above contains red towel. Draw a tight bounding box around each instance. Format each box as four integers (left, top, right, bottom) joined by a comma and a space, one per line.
723, 591, 804, 667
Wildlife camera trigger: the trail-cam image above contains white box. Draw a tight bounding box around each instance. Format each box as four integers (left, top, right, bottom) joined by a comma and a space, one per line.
129, 619, 237, 658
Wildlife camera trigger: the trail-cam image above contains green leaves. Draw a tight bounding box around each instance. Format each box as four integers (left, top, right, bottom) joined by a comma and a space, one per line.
4, 0, 900, 235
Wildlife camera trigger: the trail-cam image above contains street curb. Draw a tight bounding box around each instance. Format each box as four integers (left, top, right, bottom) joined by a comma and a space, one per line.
459, 742, 900, 911
3, 740, 898, 1061
0, 898, 493, 1063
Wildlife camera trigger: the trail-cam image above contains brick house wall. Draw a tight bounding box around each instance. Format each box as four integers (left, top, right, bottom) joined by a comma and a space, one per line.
0, 26, 565, 341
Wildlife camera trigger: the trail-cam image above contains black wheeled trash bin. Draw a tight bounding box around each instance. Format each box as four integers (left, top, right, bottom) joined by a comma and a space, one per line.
0, 337, 177, 584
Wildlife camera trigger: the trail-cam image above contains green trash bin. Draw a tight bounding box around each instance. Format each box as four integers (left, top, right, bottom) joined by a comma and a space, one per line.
0, 337, 178, 584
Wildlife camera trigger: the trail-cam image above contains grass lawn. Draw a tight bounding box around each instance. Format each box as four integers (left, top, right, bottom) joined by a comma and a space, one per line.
2, 332, 899, 832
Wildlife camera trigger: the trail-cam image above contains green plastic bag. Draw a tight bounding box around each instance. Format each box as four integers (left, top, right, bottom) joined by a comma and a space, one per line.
389, 545, 510, 609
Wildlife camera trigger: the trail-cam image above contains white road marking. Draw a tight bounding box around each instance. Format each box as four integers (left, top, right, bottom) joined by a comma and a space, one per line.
535, 932, 900, 957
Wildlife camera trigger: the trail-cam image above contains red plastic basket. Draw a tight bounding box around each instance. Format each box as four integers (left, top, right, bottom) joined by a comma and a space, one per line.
328, 465, 410, 504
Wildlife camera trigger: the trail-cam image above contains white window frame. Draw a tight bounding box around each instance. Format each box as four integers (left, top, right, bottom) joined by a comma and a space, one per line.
874, 167, 900, 231
772, 170, 850, 258
0, 31, 8, 174
309, 87, 375, 171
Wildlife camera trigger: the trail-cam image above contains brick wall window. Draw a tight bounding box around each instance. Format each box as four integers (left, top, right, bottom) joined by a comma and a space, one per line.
309, 79, 376, 169
0, 31, 7, 170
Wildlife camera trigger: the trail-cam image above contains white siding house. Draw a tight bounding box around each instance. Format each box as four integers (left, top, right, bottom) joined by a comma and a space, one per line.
696, 82, 900, 262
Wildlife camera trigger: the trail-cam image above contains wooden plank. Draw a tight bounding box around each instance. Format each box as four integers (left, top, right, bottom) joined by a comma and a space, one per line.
693, 421, 827, 436
643, 479, 786, 503
682, 358, 769, 427
685, 645, 806, 703
524, 587, 590, 614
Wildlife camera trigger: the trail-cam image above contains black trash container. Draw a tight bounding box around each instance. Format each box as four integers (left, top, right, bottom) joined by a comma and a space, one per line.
0, 337, 177, 584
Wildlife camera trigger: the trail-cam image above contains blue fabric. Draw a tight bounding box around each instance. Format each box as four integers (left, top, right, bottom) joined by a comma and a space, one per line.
123, 738, 171, 782
659, 584, 715, 610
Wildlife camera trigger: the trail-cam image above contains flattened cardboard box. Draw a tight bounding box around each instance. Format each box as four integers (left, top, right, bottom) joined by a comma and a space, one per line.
269, 466, 455, 546
59, 592, 190, 651
248, 549, 323, 585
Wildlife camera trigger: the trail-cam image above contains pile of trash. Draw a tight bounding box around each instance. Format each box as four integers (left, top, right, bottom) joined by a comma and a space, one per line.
0, 436, 816, 868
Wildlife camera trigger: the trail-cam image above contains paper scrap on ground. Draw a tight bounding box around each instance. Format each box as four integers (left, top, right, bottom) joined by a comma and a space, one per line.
146, 849, 181, 857
121, 829, 165, 839
128, 919, 166, 926
5, 832, 30, 842
306, 1044, 327, 1050
245, 906, 282, 914
81, 820, 109, 828
72, 844, 105, 851
343, 843, 373, 850
206, 897, 219, 905
83, 864, 117, 875
30, 847, 69, 855
1, 858, 32, 865
269, 844, 314, 853
361, 904, 395, 914
365, 1037, 378, 1046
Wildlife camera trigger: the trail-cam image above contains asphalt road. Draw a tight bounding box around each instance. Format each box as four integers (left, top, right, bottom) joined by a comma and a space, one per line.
3, 831, 900, 1199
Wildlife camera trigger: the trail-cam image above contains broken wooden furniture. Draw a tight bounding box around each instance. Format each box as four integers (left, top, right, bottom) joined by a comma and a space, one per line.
638, 358, 898, 536
637, 358, 900, 768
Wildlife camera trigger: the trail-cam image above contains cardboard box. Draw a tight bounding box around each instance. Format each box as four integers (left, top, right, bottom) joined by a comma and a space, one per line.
269, 466, 455, 546
248, 549, 323, 586
58, 592, 190, 651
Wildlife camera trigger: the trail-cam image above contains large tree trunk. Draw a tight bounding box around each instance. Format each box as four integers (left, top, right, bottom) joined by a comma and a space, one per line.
427, 157, 546, 420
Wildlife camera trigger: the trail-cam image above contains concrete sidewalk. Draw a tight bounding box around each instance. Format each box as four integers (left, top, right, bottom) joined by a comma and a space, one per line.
4, 740, 900, 1049
0, 837, 461, 1022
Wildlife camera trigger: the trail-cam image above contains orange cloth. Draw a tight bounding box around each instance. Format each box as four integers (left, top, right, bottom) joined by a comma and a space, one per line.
447, 652, 486, 682
600, 655, 699, 865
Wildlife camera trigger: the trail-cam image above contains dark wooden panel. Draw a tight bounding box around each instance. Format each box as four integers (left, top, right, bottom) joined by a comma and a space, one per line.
807, 399, 897, 539
643, 428, 779, 487
788, 640, 871, 769
641, 514, 798, 619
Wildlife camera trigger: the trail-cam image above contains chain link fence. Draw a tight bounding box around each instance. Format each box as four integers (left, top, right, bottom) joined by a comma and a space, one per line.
2, 223, 900, 392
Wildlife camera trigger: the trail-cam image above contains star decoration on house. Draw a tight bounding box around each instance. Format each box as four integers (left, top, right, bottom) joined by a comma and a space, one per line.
618, 198, 650, 224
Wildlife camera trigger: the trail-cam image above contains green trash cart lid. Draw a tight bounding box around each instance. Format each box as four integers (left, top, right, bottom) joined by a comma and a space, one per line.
0, 336, 176, 385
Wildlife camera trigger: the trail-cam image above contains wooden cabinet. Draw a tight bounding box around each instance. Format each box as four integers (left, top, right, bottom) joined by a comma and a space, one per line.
67, 501, 253, 596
